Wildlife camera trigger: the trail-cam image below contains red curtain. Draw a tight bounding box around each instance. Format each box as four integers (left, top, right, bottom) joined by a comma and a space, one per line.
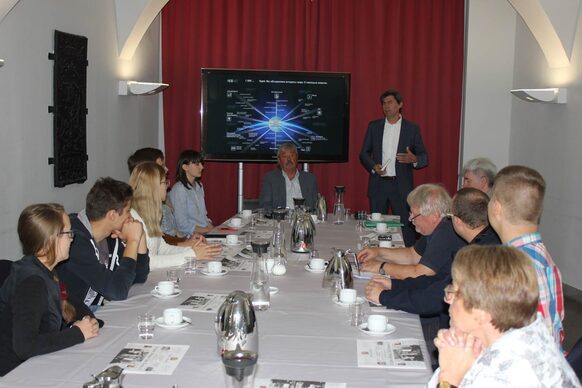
162, 0, 464, 224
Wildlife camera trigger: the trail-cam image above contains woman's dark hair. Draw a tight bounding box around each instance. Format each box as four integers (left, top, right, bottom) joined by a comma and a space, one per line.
175, 150, 204, 189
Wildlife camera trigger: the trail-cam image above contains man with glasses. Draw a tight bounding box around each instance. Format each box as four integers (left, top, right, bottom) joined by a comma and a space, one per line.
362, 186, 499, 368
358, 184, 465, 280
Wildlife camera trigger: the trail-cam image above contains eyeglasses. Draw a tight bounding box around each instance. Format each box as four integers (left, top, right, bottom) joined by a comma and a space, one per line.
58, 230, 75, 241
443, 284, 459, 303
408, 212, 423, 222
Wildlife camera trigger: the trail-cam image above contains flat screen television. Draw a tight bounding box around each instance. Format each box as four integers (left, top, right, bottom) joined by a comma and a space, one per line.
201, 69, 350, 162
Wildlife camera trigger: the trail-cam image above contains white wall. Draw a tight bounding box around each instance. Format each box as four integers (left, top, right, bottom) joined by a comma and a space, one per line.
465, 0, 582, 289
510, 11, 582, 290
461, 0, 516, 176
0, 0, 161, 258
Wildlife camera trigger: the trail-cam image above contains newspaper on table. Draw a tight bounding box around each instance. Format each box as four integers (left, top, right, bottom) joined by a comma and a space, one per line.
222, 258, 253, 271
108, 343, 188, 375
357, 338, 426, 369
180, 292, 228, 313
255, 379, 346, 388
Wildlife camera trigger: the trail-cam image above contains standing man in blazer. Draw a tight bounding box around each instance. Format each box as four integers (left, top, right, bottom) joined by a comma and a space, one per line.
259, 142, 318, 210
360, 89, 428, 246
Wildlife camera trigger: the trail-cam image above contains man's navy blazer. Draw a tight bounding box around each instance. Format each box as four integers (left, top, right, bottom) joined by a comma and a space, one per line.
359, 118, 428, 198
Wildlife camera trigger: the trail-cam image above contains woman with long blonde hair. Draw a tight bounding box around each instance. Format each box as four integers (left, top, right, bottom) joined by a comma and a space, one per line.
0, 204, 99, 376
129, 162, 221, 269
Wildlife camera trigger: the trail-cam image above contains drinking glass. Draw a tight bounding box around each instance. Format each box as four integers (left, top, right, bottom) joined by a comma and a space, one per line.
329, 275, 343, 300
358, 236, 371, 251
349, 300, 365, 326
137, 313, 155, 340
184, 257, 196, 275
167, 269, 181, 285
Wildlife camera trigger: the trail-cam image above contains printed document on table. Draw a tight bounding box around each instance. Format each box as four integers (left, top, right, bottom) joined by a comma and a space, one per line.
357, 338, 427, 369
255, 378, 346, 387
180, 292, 228, 313
108, 343, 188, 375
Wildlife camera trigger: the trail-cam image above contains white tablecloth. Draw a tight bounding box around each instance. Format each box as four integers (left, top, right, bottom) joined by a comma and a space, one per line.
1, 217, 431, 387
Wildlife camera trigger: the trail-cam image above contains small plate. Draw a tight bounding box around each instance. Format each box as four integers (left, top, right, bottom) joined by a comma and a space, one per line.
224, 242, 242, 247
269, 286, 279, 295
332, 296, 365, 306
150, 289, 182, 299
227, 222, 242, 228
201, 269, 228, 277
358, 322, 397, 336
304, 264, 326, 273
155, 316, 192, 329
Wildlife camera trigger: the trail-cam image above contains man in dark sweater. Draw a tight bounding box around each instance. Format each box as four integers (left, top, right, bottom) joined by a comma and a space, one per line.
364, 187, 500, 368
57, 178, 150, 308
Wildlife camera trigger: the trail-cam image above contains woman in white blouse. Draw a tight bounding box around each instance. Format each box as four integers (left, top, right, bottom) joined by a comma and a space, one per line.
429, 245, 579, 388
129, 162, 221, 269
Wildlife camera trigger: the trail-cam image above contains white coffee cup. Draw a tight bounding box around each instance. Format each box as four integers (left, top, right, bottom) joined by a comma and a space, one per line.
163, 308, 183, 326
242, 209, 252, 218
371, 212, 382, 221
309, 258, 327, 270
226, 234, 239, 245
367, 314, 388, 332
230, 217, 242, 227
376, 222, 388, 233
207, 261, 222, 273
339, 288, 357, 304
379, 240, 392, 248
154, 280, 175, 296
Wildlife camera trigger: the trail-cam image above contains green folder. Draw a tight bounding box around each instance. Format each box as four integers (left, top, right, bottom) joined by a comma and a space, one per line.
363, 220, 404, 228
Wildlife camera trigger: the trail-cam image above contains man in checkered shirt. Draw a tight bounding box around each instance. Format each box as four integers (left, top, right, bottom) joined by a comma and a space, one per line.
487, 165, 564, 350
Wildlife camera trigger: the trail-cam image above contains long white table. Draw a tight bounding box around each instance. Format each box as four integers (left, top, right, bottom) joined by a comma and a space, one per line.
0, 217, 432, 387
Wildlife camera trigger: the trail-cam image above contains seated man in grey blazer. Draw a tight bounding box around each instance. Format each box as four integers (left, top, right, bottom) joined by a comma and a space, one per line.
259, 143, 318, 210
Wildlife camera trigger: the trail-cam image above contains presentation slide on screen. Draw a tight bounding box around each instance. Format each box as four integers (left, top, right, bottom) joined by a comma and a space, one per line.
203, 71, 349, 161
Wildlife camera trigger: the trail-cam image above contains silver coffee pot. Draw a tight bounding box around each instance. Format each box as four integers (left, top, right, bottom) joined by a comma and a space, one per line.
215, 290, 259, 357
83, 366, 124, 388
322, 248, 355, 289
290, 206, 316, 253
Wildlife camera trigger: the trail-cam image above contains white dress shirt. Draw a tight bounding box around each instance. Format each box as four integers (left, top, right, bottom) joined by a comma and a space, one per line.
282, 170, 303, 208
381, 116, 401, 177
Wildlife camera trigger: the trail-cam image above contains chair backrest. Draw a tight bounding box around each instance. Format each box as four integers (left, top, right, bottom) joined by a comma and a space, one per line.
567, 336, 582, 381
0, 259, 13, 288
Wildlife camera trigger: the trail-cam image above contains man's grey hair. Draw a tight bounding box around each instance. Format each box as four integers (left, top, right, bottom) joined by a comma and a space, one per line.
407, 183, 451, 217
462, 157, 497, 188
277, 143, 298, 158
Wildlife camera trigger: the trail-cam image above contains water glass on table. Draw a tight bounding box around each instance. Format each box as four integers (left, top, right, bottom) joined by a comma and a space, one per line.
137, 313, 155, 339
183, 256, 196, 275
167, 269, 181, 285
349, 299, 365, 326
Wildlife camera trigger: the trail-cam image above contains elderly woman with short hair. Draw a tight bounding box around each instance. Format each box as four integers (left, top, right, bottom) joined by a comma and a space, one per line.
430, 245, 579, 388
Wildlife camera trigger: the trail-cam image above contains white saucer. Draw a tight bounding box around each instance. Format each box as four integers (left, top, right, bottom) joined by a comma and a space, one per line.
150, 289, 182, 299
304, 264, 326, 273
358, 322, 397, 336
201, 269, 228, 277
227, 222, 242, 228
269, 286, 279, 295
332, 296, 365, 306
224, 242, 242, 247
155, 316, 191, 329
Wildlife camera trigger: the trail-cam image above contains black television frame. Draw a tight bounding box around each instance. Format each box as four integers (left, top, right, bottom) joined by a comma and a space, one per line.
201, 68, 351, 162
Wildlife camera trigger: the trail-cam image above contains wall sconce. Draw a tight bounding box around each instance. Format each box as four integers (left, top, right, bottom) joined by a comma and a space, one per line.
510, 88, 567, 104
118, 80, 169, 95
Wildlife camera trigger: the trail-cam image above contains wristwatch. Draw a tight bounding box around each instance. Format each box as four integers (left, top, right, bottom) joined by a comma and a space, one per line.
438, 382, 457, 388
379, 262, 387, 275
